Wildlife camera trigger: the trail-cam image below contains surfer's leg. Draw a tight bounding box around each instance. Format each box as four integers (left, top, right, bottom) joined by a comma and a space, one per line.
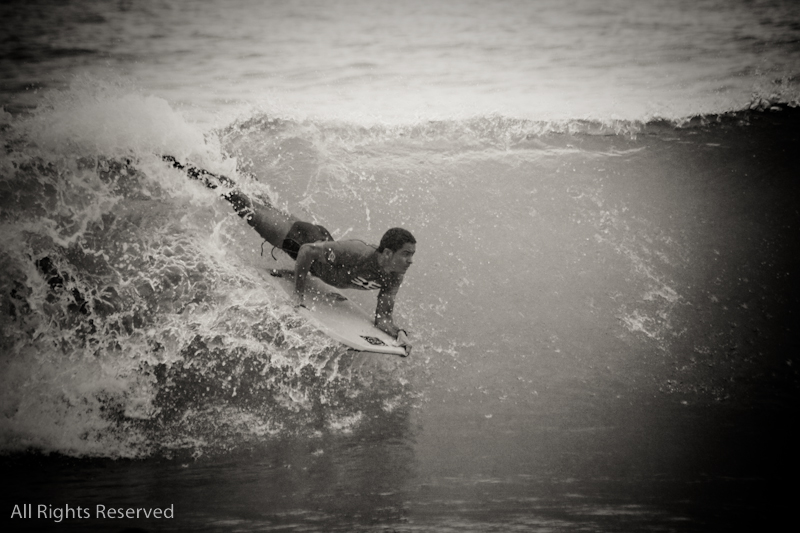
163, 156, 301, 247
222, 190, 300, 248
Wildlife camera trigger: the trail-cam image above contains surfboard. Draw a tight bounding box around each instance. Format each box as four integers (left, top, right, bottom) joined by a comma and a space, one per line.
267, 269, 408, 356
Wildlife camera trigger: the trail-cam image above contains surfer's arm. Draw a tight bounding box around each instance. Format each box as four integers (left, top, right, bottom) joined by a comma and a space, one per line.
375, 281, 411, 355
293, 243, 324, 306
374, 273, 404, 334
374, 291, 397, 335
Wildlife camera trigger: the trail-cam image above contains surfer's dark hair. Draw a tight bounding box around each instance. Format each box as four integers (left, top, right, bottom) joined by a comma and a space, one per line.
378, 228, 416, 253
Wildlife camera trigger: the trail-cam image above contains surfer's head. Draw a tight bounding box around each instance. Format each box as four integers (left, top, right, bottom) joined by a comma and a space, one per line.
378, 228, 416, 274
378, 228, 416, 253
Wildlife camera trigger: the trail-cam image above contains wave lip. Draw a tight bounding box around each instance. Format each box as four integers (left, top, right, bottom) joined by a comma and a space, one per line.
224, 98, 800, 159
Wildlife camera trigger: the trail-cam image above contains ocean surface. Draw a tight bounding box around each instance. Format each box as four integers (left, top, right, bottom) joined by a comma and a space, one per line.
1, 0, 799, 531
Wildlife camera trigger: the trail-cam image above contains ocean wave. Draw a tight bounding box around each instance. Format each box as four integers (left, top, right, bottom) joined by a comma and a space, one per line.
0, 87, 414, 458
2, 77, 796, 459
5, 72, 798, 152
221, 98, 799, 163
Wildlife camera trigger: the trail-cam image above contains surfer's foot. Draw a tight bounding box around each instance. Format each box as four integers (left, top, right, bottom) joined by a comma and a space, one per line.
221, 190, 252, 214
163, 155, 236, 190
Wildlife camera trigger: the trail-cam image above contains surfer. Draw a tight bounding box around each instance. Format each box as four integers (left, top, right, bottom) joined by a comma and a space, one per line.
165, 156, 415, 355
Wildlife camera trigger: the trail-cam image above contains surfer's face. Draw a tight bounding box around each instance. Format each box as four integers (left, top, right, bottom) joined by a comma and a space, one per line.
384, 243, 415, 274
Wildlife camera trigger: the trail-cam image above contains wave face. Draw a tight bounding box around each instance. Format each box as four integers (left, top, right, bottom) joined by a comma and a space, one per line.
2, 80, 798, 460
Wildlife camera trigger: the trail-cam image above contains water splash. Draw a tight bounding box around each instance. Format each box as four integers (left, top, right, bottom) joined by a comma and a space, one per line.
0, 81, 414, 459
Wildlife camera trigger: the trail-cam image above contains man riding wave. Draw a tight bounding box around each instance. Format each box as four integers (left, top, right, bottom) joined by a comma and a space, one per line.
165, 156, 415, 355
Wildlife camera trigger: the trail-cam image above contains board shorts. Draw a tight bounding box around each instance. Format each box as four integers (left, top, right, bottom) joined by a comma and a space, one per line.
281, 221, 334, 260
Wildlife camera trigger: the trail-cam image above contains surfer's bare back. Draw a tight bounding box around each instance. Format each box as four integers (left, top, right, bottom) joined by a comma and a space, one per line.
165, 157, 415, 355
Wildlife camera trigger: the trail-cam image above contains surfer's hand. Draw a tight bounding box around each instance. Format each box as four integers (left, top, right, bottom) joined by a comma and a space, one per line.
292, 292, 306, 309
397, 330, 412, 357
